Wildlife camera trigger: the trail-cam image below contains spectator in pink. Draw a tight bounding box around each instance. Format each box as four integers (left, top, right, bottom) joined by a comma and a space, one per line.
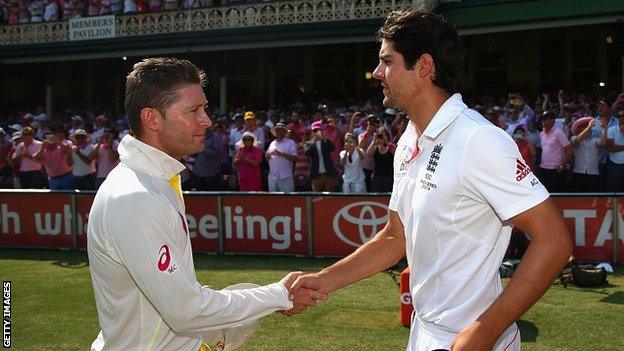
12, 126, 43, 188
94, 128, 119, 190
266, 122, 297, 192
71, 129, 97, 190
539, 111, 572, 192
233, 132, 262, 191
34, 127, 75, 190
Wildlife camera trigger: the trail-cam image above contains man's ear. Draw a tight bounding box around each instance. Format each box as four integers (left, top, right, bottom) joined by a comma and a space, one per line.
140, 108, 162, 133
416, 53, 435, 80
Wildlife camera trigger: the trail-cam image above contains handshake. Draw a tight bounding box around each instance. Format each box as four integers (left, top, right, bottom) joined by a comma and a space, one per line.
278, 271, 329, 316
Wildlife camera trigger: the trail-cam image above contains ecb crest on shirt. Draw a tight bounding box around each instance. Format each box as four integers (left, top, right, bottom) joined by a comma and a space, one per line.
420, 143, 443, 191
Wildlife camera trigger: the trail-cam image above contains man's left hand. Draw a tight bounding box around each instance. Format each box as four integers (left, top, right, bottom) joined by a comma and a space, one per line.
450, 321, 496, 351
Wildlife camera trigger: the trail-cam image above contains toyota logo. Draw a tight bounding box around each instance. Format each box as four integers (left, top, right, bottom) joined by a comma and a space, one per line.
332, 201, 389, 247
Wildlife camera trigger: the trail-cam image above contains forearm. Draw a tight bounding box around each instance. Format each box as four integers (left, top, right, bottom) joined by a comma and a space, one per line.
609, 144, 624, 152
318, 225, 405, 293
474, 227, 571, 342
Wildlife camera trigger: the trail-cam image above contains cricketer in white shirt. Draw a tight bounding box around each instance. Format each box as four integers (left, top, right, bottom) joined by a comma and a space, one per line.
390, 94, 550, 350
87, 135, 292, 351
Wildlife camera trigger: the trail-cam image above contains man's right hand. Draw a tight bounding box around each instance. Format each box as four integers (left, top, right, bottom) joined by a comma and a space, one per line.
279, 272, 328, 316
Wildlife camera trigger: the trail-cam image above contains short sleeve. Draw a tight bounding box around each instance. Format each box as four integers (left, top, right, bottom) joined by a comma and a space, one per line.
556, 130, 570, 148
461, 126, 550, 221
607, 126, 617, 140
288, 140, 298, 156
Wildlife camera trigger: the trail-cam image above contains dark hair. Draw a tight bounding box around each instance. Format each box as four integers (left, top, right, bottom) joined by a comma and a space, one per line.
377, 10, 464, 94
125, 57, 207, 137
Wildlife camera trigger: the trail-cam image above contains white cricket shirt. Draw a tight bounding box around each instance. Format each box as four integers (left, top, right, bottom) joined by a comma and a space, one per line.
389, 94, 549, 350
87, 135, 292, 351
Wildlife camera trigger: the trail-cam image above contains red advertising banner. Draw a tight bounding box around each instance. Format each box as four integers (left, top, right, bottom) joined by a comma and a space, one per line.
76, 194, 95, 249
185, 196, 220, 253
0, 192, 620, 262
554, 197, 613, 262
220, 195, 307, 255
312, 196, 390, 256
0, 192, 73, 248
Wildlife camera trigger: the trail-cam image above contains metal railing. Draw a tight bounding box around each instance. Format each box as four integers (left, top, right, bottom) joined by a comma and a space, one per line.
0, 0, 438, 46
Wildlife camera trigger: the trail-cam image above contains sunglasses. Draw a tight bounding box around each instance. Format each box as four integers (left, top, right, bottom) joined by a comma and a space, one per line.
242, 138, 253, 142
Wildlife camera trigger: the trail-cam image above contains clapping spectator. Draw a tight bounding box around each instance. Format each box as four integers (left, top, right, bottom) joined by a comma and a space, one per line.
366, 127, 394, 192
357, 114, 378, 191
266, 122, 297, 192
71, 129, 97, 190
591, 97, 618, 190
34, 127, 74, 190
305, 120, 338, 192
340, 132, 366, 193
605, 110, 624, 192
570, 117, 603, 192
12, 126, 43, 188
193, 128, 224, 191
233, 132, 262, 191
94, 128, 119, 189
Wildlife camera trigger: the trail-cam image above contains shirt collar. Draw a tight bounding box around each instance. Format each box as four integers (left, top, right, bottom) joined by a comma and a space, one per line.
118, 134, 185, 179
422, 93, 467, 140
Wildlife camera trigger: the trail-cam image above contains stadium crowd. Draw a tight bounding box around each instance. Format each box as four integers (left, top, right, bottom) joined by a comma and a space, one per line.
1, 88, 624, 193
0, 0, 261, 24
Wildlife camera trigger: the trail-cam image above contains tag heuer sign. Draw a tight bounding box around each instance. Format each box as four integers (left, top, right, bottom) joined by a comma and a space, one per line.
69, 15, 116, 41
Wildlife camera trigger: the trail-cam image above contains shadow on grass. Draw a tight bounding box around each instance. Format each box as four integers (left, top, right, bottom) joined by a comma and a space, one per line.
517, 319, 538, 342
599, 291, 624, 305
0, 248, 339, 271
0, 248, 89, 269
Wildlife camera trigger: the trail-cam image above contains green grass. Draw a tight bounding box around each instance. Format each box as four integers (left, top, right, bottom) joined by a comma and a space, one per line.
1, 249, 623, 350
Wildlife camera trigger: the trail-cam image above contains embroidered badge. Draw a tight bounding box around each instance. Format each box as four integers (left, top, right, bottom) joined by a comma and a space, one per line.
420, 143, 443, 190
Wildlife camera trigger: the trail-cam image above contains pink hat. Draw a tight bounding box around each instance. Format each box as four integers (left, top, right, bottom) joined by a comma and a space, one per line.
571, 117, 594, 135
311, 120, 324, 131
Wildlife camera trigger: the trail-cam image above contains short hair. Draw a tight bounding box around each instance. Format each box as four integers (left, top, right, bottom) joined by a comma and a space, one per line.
125, 57, 207, 137
377, 10, 464, 94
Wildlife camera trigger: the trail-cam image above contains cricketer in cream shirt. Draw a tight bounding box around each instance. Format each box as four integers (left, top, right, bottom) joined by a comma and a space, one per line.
389, 94, 550, 351
87, 135, 292, 351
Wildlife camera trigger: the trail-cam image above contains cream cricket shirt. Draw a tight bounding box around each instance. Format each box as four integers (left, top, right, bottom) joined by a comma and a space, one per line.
389, 94, 549, 351
87, 135, 292, 351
